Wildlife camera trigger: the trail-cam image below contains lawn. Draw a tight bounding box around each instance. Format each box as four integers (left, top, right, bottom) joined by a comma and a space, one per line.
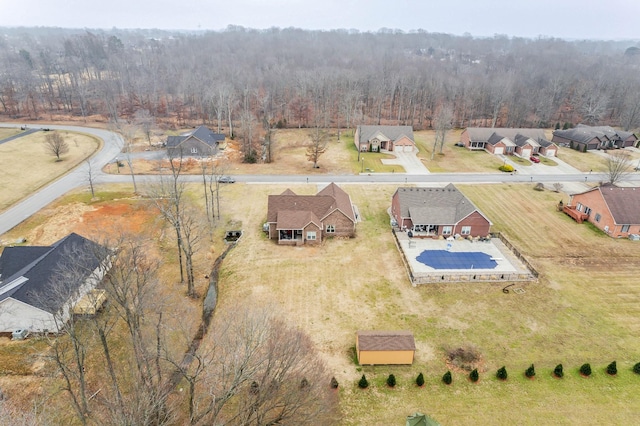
0, 129, 100, 212
414, 129, 505, 173
214, 182, 640, 424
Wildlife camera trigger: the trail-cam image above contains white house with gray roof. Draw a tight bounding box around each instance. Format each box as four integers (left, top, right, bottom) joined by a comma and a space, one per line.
354, 125, 416, 152
391, 184, 492, 237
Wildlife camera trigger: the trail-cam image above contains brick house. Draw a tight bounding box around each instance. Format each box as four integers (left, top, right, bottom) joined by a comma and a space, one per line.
552, 125, 638, 151
567, 185, 640, 238
460, 128, 556, 157
166, 125, 225, 157
354, 125, 416, 153
265, 183, 356, 245
391, 184, 491, 237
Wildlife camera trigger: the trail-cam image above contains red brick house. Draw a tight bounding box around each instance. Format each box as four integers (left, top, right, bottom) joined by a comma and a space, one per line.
567, 185, 640, 238
354, 125, 415, 152
391, 184, 491, 237
266, 183, 356, 245
552, 125, 638, 151
460, 128, 556, 157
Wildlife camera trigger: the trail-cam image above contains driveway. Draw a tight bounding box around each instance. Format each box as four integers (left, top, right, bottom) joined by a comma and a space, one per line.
380, 149, 430, 174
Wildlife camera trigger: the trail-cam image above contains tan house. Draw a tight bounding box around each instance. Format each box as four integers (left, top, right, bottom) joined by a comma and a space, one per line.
567, 185, 640, 238
265, 183, 356, 245
356, 330, 416, 365
391, 184, 492, 237
354, 125, 416, 152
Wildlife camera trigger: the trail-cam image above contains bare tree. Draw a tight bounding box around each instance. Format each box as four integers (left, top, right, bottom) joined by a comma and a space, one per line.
134, 109, 156, 146
306, 125, 328, 169
606, 151, 633, 185
44, 131, 69, 161
432, 104, 454, 159
182, 306, 339, 425
85, 159, 96, 198
109, 120, 139, 193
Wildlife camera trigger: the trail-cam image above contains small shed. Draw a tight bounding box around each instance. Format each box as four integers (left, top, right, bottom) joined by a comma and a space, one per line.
356, 330, 416, 365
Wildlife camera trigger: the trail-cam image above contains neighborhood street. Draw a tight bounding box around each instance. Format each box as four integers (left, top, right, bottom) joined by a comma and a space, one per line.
1, 123, 639, 236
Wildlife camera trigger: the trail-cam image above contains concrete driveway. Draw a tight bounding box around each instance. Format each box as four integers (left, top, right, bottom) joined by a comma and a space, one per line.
380, 149, 430, 174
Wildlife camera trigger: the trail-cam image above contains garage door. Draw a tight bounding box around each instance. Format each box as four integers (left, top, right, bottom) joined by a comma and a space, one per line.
494, 147, 504, 155
521, 149, 531, 158
404, 145, 414, 152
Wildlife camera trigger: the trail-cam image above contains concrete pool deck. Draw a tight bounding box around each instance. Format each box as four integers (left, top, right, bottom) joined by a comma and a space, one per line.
393, 231, 535, 284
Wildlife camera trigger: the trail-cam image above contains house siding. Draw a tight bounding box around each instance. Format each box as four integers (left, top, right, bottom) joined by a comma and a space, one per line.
0, 298, 56, 333
168, 139, 215, 157
303, 222, 322, 245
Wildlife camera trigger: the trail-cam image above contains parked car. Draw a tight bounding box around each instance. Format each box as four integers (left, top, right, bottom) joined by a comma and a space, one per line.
530, 156, 540, 163
217, 176, 236, 183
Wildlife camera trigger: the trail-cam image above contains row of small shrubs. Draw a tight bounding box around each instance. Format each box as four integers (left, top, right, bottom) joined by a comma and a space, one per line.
355, 361, 640, 389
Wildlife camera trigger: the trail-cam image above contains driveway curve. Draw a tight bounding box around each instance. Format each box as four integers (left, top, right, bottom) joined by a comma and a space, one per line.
0, 123, 123, 235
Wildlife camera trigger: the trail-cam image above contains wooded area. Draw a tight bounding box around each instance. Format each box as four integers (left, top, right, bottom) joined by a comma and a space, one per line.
1, 26, 639, 138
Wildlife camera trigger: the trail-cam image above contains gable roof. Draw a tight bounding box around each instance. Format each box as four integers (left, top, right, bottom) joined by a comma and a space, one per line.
276, 210, 322, 230
357, 125, 415, 144
357, 330, 416, 351
487, 133, 516, 147
166, 126, 225, 148
465, 128, 546, 143
553, 125, 637, 145
0, 233, 107, 313
586, 185, 640, 225
267, 183, 356, 226
393, 184, 490, 225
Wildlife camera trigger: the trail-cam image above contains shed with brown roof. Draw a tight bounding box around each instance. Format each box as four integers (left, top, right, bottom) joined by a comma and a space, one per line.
356, 330, 416, 365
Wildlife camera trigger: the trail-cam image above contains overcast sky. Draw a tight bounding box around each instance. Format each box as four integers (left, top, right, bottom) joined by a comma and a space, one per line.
0, 0, 638, 40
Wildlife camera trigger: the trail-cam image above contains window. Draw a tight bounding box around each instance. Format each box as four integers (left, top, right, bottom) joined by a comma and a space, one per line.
584, 206, 591, 215
461, 226, 471, 235
306, 231, 316, 241
622, 224, 630, 232
191, 147, 198, 154
576, 202, 583, 212
442, 226, 452, 235
595, 213, 601, 222
326, 225, 335, 233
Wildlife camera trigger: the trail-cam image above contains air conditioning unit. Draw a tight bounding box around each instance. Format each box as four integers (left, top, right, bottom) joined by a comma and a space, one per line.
629, 234, 640, 241
12, 329, 29, 340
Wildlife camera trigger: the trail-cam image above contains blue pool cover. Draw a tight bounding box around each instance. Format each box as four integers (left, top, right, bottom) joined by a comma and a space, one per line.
415, 250, 497, 270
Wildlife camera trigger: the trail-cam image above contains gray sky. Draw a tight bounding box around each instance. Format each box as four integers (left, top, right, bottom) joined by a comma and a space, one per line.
0, 0, 638, 40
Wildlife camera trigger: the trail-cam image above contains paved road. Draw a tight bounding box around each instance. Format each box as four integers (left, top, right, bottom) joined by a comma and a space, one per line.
0, 123, 123, 235
2, 122, 640, 236
0, 127, 42, 145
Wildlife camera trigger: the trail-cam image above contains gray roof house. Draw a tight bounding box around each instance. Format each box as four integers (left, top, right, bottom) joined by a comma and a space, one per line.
354, 125, 416, 152
166, 125, 225, 157
552, 125, 637, 151
460, 127, 556, 156
391, 184, 492, 237
0, 233, 111, 332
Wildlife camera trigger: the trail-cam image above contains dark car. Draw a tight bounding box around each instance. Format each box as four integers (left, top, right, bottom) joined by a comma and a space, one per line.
530, 156, 540, 163
217, 176, 236, 183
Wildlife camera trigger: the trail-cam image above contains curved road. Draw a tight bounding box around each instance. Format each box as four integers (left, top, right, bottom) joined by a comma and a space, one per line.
1, 123, 640, 236
0, 123, 123, 235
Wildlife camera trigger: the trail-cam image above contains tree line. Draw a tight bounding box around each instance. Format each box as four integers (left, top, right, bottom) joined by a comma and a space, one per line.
1, 26, 640, 154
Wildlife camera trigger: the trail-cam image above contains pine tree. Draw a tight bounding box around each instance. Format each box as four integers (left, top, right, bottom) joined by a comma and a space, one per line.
525, 364, 536, 378
416, 372, 425, 387
469, 368, 479, 382
358, 374, 369, 389
496, 366, 508, 381
442, 371, 452, 385
553, 364, 564, 378
580, 363, 592, 377
606, 361, 617, 376
386, 374, 396, 388
330, 376, 339, 389
634, 362, 640, 375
